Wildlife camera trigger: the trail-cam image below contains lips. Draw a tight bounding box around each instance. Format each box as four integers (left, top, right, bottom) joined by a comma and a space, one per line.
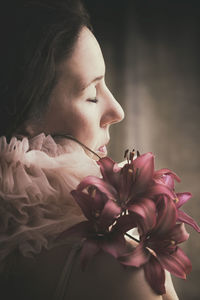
97, 145, 108, 157
95, 138, 110, 158
98, 145, 107, 153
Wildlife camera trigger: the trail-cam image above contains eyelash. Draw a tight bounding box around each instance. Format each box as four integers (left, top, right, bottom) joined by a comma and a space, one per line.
87, 98, 98, 103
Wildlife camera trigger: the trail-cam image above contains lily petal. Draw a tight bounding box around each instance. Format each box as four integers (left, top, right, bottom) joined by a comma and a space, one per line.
132, 153, 154, 191
118, 242, 150, 267
71, 190, 93, 220
143, 255, 166, 295
155, 174, 175, 189
78, 176, 118, 200
154, 197, 177, 235
99, 199, 121, 230
98, 157, 121, 187
154, 168, 180, 183
158, 247, 192, 279
148, 183, 176, 200
167, 223, 190, 244
177, 210, 200, 233
176, 192, 192, 208
128, 198, 156, 234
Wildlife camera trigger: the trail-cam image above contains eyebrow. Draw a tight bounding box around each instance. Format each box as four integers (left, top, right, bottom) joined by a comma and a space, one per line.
79, 75, 104, 91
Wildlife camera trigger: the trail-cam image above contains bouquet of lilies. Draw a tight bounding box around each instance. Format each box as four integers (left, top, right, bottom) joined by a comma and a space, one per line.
61, 150, 200, 295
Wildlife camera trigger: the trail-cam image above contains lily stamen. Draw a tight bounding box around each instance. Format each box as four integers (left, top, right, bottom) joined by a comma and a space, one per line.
128, 168, 134, 174
174, 197, 179, 204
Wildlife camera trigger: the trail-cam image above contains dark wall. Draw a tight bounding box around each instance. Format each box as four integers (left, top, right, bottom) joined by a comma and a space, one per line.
84, 1, 200, 299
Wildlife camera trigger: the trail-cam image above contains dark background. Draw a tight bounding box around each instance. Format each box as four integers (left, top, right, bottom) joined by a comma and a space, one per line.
84, 1, 200, 299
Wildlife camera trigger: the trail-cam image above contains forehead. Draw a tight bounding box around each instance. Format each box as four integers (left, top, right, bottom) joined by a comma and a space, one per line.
58, 27, 105, 92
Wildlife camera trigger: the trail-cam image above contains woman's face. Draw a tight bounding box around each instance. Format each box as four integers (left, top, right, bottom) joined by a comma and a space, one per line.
43, 26, 124, 158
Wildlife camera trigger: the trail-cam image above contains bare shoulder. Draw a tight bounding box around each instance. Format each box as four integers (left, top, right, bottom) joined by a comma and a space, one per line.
68, 236, 179, 300
0, 240, 179, 300
68, 250, 163, 300
162, 271, 179, 300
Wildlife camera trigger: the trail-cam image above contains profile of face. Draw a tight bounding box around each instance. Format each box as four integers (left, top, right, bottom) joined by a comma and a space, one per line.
42, 26, 124, 158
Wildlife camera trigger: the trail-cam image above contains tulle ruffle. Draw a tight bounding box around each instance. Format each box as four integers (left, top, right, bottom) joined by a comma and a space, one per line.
0, 134, 101, 261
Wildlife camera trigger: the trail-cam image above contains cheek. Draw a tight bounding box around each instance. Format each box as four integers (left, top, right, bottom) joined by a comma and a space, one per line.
69, 105, 100, 144
72, 111, 96, 138
46, 92, 101, 145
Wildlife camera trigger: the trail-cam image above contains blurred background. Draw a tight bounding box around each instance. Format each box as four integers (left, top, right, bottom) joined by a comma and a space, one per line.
84, 0, 200, 299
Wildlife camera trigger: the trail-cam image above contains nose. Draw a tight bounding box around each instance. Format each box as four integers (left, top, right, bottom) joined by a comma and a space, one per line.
100, 85, 125, 127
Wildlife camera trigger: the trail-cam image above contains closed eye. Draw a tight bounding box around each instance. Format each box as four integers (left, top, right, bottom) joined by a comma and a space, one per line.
87, 98, 98, 103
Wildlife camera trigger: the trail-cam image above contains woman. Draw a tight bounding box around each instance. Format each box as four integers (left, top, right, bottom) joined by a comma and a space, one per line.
0, 1, 178, 299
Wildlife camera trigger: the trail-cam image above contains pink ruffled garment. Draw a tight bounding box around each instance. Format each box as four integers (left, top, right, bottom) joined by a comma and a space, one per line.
0, 134, 101, 262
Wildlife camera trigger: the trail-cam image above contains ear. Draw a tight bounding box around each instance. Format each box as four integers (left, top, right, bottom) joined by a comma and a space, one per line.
23, 123, 36, 136
14, 120, 41, 138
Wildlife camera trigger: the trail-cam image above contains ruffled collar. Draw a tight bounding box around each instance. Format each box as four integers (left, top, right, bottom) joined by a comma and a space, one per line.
0, 133, 101, 261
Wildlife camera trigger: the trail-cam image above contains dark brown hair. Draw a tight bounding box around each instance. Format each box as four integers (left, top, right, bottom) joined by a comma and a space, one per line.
0, 0, 91, 138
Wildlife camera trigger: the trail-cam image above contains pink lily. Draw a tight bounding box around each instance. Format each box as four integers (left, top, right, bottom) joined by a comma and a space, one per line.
98, 154, 176, 205
154, 169, 200, 232
71, 185, 121, 232
154, 168, 181, 190
175, 192, 200, 232
98, 153, 176, 232
59, 182, 129, 269
118, 197, 192, 295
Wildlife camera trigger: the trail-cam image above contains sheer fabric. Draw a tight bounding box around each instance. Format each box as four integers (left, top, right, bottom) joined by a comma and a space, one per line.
0, 134, 101, 261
